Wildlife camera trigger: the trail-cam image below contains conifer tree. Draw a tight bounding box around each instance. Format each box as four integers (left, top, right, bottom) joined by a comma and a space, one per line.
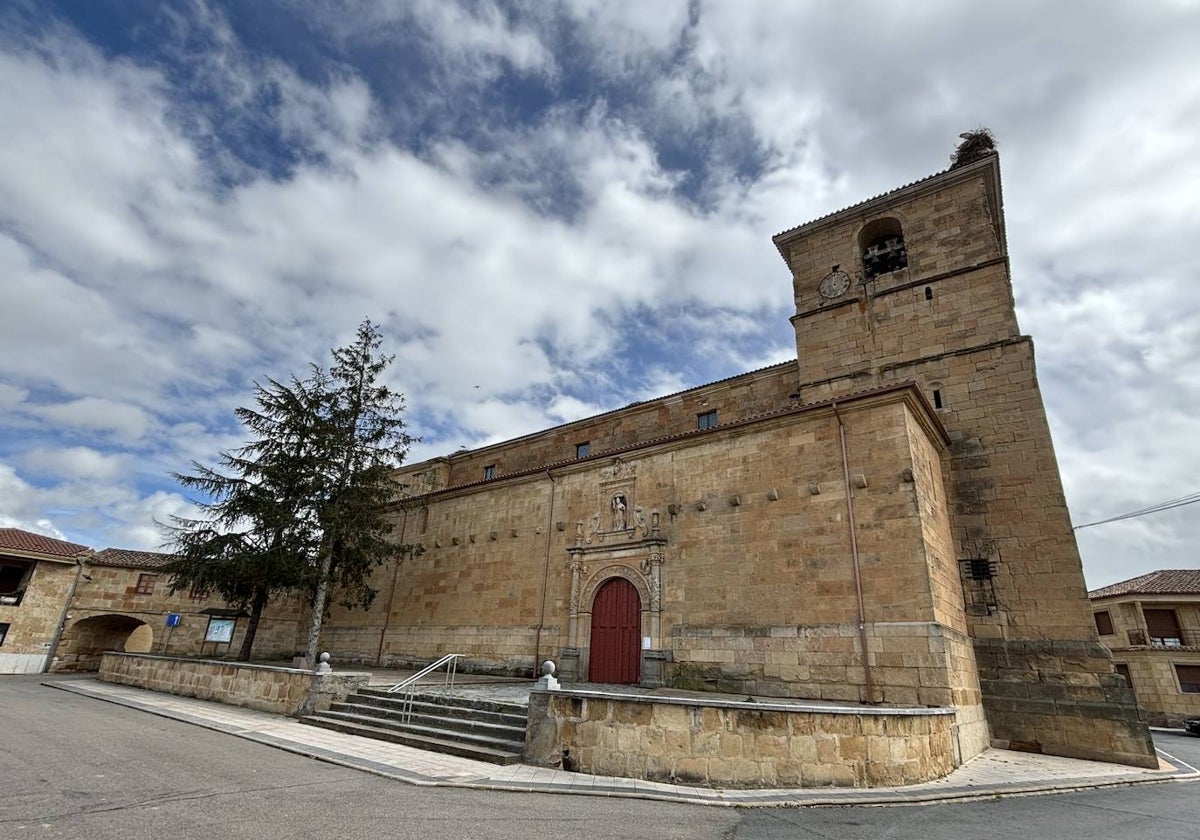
165, 319, 416, 664
301, 319, 416, 665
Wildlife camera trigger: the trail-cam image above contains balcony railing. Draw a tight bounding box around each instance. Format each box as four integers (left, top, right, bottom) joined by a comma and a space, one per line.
1127, 628, 1200, 648
0, 589, 24, 607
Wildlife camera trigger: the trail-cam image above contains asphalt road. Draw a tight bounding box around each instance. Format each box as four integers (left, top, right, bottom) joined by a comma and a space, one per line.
2, 675, 1198, 840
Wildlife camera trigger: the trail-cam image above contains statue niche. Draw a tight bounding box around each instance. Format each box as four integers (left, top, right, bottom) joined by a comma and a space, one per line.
610, 493, 628, 531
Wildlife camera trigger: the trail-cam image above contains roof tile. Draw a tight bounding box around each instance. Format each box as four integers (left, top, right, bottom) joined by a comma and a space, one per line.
1089, 569, 1200, 599
0, 528, 90, 559
91, 547, 175, 571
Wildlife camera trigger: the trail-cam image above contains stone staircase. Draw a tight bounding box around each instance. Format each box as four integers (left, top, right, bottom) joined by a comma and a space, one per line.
298, 687, 529, 765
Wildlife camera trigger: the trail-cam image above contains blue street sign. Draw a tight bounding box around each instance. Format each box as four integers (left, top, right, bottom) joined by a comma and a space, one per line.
166, 612, 182, 628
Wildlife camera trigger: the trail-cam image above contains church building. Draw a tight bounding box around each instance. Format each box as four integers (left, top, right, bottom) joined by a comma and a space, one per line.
321, 143, 1156, 768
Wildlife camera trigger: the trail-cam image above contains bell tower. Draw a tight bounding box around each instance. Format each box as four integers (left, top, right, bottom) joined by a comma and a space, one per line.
772, 146, 1155, 767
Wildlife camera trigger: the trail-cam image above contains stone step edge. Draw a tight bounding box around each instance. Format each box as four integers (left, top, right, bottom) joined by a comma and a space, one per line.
348, 694, 528, 725
299, 715, 523, 765
311, 710, 527, 752
330, 701, 527, 737
359, 687, 529, 714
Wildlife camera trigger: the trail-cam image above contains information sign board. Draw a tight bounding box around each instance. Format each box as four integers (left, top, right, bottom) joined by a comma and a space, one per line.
204, 618, 236, 643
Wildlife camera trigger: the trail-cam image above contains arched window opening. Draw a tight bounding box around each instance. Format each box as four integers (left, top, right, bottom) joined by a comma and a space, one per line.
859, 217, 908, 280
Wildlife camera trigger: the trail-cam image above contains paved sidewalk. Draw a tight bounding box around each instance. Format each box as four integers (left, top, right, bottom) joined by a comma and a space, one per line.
48, 678, 1198, 808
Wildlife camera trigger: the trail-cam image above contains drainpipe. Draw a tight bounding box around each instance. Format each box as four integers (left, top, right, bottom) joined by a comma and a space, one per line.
375, 505, 409, 667
832, 403, 877, 704
533, 468, 557, 676
44, 553, 90, 674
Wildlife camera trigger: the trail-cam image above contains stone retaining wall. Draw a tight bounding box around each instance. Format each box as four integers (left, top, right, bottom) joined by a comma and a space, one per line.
525, 689, 958, 788
98, 652, 369, 717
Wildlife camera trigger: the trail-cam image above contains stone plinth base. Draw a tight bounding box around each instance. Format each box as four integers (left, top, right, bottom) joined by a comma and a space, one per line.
98, 652, 370, 717
974, 638, 1157, 768
525, 688, 958, 788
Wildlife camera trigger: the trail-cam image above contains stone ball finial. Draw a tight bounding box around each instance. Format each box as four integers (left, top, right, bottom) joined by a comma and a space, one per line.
541, 660, 556, 677
319, 652, 331, 664
315, 651, 332, 674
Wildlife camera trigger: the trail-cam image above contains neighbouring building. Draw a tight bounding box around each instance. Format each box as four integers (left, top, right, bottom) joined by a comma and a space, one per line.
0, 529, 304, 672
317, 146, 1157, 768
0, 529, 91, 674
1090, 569, 1200, 727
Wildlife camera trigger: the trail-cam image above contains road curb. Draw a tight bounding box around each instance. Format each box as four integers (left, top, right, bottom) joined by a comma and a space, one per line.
45, 679, 1199, 808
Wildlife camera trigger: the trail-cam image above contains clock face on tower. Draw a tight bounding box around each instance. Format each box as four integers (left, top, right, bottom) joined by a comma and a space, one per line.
817, 269, 851, 300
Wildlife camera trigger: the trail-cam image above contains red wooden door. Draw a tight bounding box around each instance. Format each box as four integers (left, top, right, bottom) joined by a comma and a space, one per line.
589, 578, 641, 684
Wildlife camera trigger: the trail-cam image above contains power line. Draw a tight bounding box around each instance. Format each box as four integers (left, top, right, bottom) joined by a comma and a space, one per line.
1073, 491, 1200, 530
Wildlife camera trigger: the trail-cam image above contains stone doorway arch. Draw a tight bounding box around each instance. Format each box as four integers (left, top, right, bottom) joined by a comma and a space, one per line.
54, 614, 153, 672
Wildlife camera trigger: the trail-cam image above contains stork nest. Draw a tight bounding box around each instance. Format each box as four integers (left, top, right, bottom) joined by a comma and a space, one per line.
950, 129, 996, 168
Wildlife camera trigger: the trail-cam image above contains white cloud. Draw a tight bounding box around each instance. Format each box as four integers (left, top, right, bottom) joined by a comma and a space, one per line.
33, 398, 152, 444
20, 446, 128, 482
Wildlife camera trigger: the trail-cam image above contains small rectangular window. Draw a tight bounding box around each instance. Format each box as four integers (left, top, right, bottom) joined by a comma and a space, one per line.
697, 410, 718, 430
135, 573, 158, 595
0, 622, 9, 646
1114, 663, 1132, 687
1094, 610, 1114, 636
932, 389, 943, 409
575, 442, 590, 458
1176, 664, 1200, 694
483, 465, 496, 480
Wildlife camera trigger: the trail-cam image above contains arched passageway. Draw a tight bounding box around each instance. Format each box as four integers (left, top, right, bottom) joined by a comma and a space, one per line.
54, 614, 153, 672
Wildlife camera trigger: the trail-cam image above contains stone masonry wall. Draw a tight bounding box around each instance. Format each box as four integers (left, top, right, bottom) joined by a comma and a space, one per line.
322, 623, 538, 675
525, 690, 958, 788
905, 407, 990, 757
98, 652, 369, 716
394, 363, 798, 491
0, 559, 76, 673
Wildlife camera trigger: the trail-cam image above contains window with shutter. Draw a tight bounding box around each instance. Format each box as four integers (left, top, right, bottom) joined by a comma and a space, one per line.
1175, 664, 1200, 693
1145, 609, 1182, 646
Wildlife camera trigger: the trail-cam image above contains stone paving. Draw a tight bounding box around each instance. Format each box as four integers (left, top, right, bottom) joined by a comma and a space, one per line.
47, 677, 1199, 807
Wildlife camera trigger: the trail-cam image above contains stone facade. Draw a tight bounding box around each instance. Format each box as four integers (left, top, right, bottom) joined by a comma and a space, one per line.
1090, 571, 1200, 727
315, 150, 1155, 770
525, 689, 957, 788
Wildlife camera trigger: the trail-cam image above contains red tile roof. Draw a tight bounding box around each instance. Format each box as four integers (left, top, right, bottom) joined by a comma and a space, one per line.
1089, 569, 1200, 599
91, 547, 175, 571
0, 528, 90, 559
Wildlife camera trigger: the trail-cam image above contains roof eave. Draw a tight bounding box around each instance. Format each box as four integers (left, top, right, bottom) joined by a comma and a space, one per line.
771, 154, 1005, 265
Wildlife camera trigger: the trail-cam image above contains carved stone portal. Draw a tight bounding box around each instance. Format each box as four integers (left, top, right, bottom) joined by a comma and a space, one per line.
564, 532, 667, 686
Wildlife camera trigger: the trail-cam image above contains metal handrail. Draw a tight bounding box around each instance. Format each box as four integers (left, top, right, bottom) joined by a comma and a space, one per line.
384, 653, 461, 723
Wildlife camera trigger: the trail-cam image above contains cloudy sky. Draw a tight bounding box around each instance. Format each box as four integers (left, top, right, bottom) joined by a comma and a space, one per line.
1, 1, 1197, 589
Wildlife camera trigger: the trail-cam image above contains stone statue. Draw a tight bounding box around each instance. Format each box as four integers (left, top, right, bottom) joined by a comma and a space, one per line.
611, 494, 627, 530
